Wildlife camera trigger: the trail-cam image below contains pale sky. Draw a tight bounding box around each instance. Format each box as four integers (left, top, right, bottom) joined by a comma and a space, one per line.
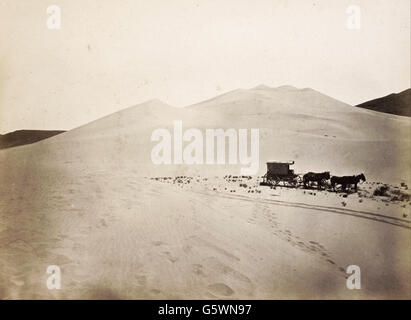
0, 0, 410, 133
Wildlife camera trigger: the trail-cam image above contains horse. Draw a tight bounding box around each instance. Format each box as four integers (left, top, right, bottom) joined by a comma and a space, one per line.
330, 173, 366, 192
303, 172, 330, 190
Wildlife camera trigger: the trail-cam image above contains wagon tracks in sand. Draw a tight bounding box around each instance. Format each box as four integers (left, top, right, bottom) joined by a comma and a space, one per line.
195, 189, 411, 230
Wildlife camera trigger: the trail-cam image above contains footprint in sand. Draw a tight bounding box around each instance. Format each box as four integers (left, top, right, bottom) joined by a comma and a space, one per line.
150, 288, 162, 295
163, 251, 178, 263
152, 241, 163, 246
135, 274, 147, 286
207, 283, 234, 297
192, 264, 204, 276
183, 244, 192, 254
10, 276, 25, 287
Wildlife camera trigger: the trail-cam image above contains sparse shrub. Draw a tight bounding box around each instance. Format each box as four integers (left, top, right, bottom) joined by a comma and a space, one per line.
372, 185, 410, 202
341, 201, 347, 207
390, 189, 410, 202
373, 185, 390, 197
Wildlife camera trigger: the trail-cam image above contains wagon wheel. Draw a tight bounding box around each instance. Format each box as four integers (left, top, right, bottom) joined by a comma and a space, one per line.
271, 175, 280, 186
295, 175, 303, 187
285, 175, 296, 188
289, 177, 298, 187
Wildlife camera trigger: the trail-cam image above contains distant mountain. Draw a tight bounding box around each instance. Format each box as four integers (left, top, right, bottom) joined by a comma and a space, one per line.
0, 130, 65, 149
356, 89, 411, 117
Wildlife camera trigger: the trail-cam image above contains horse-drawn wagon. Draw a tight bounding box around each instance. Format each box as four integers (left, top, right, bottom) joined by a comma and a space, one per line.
260, 160, 365, 192
261, 161, 302, 187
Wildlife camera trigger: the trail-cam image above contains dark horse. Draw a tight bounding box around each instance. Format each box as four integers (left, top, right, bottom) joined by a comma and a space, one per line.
303, 172, 330, 190
330, 173, 366, 192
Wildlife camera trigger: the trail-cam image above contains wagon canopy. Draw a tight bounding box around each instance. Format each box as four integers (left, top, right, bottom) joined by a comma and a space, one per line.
266, 161, 295, 176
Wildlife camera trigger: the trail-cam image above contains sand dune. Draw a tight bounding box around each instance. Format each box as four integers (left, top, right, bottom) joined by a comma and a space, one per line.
1, 85, 410, 181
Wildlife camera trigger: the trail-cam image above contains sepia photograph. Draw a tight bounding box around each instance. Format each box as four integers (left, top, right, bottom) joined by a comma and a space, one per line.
0, 0, 410, 305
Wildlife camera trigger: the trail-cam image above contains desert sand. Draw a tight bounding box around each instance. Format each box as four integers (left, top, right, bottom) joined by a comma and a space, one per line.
0, 85, 410, 299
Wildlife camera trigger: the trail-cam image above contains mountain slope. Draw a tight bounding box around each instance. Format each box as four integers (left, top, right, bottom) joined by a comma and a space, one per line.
0, 130, 65, 149
356, 89, 411, 117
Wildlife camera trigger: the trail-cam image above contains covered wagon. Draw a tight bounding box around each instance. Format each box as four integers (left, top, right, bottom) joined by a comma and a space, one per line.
262, 160, 302, 187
